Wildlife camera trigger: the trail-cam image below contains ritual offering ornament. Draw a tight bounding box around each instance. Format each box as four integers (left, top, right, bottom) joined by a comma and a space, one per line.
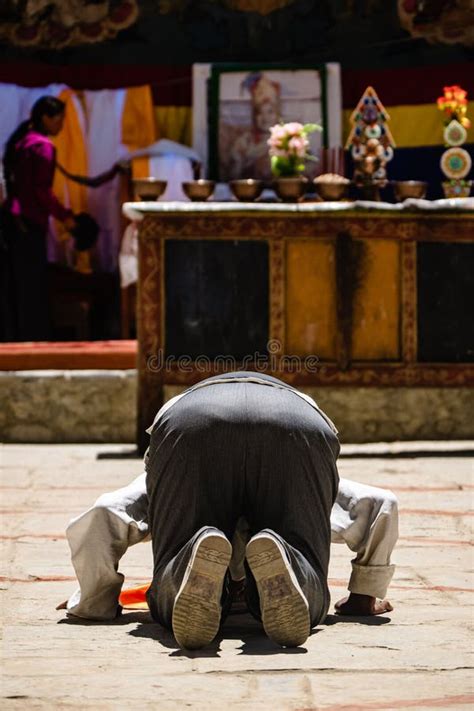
444, 120, 467, 147
345, 86, 396, 201
440, 148, 472, 180
437, 85, 472, 198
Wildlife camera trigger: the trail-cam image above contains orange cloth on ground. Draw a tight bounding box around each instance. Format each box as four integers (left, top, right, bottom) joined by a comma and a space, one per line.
122, 85, 157, 179
119, 583, 151, 610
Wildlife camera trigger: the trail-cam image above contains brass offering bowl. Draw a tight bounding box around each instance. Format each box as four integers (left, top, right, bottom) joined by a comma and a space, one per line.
393, 180, 428, 201
182, 179, 215, 201
273, 177, 308, 202
229, 179, 264, 202
133, 178, 167, 201
313, 175, 350, 202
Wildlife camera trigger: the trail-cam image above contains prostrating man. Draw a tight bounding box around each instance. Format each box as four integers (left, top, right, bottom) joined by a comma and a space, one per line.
145, 371, 339, 649
61, 373, 397, 646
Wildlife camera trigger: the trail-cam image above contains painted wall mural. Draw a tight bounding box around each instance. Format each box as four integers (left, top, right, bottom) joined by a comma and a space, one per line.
158, 0, 297, 13
398, 0, 474, 47
0, 0, 139, 48
0, 1, 472, 63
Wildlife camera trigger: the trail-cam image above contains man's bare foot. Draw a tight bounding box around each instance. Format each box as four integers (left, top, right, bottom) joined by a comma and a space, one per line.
334, 592, 393, 616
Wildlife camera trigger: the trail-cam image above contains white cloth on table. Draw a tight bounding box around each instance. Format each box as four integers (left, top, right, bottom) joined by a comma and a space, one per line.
148, 154, 193, 201
119, 142, 197, 288
118, 223, 139, 289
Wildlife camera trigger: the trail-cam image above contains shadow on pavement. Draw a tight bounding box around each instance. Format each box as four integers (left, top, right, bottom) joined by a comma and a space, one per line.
57, 610, 152, 626
339, 449, 474, 459
322, 613, 391, 625
96, 449, 141, 459
127, 612, 318, 656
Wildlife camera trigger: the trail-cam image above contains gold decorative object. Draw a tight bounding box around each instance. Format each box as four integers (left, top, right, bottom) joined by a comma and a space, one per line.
133, 178, 167, 201
182, 179, 215, 201
229, 179, 264, 201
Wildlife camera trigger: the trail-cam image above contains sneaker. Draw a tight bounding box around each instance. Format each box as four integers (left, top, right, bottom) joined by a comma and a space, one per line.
172, 528, 232, 650
246, 530, 310, 647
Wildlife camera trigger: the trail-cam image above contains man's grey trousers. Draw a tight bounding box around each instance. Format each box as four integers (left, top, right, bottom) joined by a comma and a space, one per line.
145, 372, 340, 629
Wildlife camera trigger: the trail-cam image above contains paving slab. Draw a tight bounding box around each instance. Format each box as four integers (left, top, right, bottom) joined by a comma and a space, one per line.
1, 443, 473, 710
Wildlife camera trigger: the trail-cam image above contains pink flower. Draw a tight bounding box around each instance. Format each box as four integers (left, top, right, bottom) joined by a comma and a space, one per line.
285, 122, 304, 136
288, 136, 307, 157
269, 124, 286, 141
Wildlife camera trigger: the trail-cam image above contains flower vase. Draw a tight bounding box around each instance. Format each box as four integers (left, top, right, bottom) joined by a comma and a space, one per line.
273, 176, 308, 202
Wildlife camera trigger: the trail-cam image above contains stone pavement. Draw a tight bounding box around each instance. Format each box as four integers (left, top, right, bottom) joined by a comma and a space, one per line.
1, 442, 473, 710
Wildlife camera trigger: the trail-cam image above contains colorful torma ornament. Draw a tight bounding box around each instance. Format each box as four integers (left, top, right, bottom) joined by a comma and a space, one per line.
345, 86, 396, 200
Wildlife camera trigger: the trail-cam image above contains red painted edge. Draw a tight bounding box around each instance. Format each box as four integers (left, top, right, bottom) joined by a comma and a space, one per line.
0, 63, 193, 104
341, 62, 474, 108
0, 340, 137, 370
0, 61, 471, 109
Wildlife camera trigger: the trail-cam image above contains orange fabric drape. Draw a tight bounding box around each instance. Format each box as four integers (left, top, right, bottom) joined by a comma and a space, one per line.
121, 85, 157, 178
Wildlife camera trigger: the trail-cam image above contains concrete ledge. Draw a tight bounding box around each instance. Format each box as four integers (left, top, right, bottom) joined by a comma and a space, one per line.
1, 370, 472, 443
0, 370, 137, 443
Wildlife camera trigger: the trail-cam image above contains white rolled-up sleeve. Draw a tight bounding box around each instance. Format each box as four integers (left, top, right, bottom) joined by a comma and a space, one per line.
66, 472, 150, 620
331, 477, 399, 599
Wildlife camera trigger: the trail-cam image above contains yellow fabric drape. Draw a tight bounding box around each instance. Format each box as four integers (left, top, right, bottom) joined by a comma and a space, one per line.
122, 85, 157, 178
52, 88, 88, 213
154, 106, 193, 146
52, 89, 91, 272
342, 101, 474, 148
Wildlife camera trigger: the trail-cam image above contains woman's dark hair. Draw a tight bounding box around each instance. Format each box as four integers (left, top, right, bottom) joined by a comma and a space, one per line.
3, 96, 65, 197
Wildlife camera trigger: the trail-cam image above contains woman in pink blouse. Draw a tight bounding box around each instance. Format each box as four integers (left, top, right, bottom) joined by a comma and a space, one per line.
1, 96, 77, 341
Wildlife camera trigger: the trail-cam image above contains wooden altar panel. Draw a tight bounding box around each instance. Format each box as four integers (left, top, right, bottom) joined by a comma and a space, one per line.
165, 239, 269, 359
285, 240, 337, 359
417, 242, 474, 363
351, 239, 401, 361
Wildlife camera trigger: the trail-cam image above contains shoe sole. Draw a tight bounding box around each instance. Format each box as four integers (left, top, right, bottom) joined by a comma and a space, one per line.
246, 533, 310, 647
172, 532, 232, 650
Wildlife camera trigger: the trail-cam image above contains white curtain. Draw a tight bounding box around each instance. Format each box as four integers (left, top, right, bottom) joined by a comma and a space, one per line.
84, 89, 128, 272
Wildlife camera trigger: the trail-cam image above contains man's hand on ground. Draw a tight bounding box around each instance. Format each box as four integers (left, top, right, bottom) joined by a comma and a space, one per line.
334, 592, 393, 616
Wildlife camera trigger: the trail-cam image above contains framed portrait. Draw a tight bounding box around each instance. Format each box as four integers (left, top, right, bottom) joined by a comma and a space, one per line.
193, 63, 342, 181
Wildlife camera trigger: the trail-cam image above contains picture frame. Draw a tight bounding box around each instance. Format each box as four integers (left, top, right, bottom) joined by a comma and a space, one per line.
192, 62, 342, 181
